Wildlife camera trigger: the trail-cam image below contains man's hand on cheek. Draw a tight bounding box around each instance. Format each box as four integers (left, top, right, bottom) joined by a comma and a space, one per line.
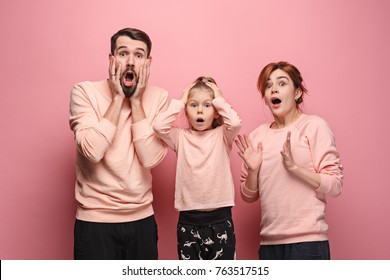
131, 58, 151, 101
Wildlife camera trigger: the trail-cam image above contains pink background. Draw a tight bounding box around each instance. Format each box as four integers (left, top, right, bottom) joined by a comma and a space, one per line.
0, 0, 389, 260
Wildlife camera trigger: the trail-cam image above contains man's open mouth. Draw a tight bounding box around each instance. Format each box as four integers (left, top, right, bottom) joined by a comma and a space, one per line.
125, 72, 134, 83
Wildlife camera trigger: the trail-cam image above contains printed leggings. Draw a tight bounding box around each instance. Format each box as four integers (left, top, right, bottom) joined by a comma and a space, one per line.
177, 207, 236, 260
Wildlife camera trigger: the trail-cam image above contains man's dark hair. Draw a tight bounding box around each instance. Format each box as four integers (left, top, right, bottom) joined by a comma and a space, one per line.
110, 28, 152, 57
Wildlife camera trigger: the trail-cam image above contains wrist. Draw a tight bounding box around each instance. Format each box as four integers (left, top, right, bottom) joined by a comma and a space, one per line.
130, 99, 143, 109
247, 165, 261, 173
287, 164, 299, 172
113, 94, 125, 103
243, 184, 259, 193
247, 167, 260, 182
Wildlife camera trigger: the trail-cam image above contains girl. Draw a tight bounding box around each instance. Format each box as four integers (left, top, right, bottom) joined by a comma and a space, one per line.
235, 62, 343, 260
153, 77, 241, 260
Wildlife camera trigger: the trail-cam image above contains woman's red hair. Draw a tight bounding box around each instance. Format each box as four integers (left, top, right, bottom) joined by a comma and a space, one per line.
257, 61, 307, 106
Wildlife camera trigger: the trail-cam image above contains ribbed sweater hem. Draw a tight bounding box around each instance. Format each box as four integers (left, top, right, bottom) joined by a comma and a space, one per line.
75, 204, 154, 223
260, 233, 328, 245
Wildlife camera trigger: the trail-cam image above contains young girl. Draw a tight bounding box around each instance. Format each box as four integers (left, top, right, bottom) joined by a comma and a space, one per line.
153, 77, 241, 260
235, 61, 343, 260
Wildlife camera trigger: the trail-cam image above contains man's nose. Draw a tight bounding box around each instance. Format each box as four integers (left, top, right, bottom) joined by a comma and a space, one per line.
127, 54, 135, 66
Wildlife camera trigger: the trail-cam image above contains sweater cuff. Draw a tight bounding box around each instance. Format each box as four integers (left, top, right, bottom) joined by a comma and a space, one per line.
132, 119, 153, 141
212, 96, 226, 107
241, 185, 259, 198
171, 99, 185, 111
317, 173, 342, 197
101, 117, 117, 139
317, 173, 331, 193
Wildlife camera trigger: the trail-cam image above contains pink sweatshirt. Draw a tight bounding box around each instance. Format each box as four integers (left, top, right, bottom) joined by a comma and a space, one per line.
240, 114, 343, 245
69, 80, 168, 223
153, 97, 241, 211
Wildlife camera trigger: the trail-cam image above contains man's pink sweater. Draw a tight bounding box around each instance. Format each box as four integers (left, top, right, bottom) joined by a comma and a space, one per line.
240, 114, 343, 245
69, 80, 168, 222
153, 97, 241, 211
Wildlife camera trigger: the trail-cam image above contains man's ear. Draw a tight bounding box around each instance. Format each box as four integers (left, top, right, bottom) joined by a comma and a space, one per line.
148, 56, 153, 65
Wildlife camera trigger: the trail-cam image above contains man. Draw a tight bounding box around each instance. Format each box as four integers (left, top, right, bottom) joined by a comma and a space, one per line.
69, 28, 168, 259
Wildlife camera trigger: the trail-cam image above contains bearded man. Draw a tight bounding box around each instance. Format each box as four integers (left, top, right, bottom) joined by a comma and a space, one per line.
69, 28, 168, 260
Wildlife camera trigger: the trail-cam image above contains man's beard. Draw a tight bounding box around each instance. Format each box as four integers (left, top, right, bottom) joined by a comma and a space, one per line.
121, 74, 138, 98
122, 84, 137, 98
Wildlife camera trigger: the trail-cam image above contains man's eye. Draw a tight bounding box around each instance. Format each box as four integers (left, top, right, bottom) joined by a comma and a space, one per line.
135, 53, 143, 58
119, 52, 127, 57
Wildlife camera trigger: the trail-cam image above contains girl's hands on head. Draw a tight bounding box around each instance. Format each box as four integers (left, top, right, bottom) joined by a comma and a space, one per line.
180, 83, 195, 105
206, 82, 222, 98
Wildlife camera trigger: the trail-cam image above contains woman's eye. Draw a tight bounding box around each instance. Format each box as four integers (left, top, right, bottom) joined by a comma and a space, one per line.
266, 83, 272, 88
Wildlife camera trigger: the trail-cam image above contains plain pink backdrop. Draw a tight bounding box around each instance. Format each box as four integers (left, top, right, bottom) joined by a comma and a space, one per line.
0, 0, 389, 260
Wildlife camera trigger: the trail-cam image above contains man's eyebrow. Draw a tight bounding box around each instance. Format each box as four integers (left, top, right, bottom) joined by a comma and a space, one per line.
117, 46, 146, 53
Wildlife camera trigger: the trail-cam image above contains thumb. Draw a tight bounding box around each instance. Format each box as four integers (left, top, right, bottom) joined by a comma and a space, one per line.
257, 142, 263, 153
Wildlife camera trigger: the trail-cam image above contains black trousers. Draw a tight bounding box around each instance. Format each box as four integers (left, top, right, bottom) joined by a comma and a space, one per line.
177, 207, 236, 260
259, 240, 330, 260
74, 215, 158, 260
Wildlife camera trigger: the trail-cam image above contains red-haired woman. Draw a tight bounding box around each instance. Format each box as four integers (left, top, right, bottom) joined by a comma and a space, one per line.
235, 61, 343, 260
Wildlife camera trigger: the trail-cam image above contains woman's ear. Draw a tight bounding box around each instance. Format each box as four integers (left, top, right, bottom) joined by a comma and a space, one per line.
295, 88, 302, 101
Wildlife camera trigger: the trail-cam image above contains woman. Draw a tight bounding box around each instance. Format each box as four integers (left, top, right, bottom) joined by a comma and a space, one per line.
235, 61, 343, 260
